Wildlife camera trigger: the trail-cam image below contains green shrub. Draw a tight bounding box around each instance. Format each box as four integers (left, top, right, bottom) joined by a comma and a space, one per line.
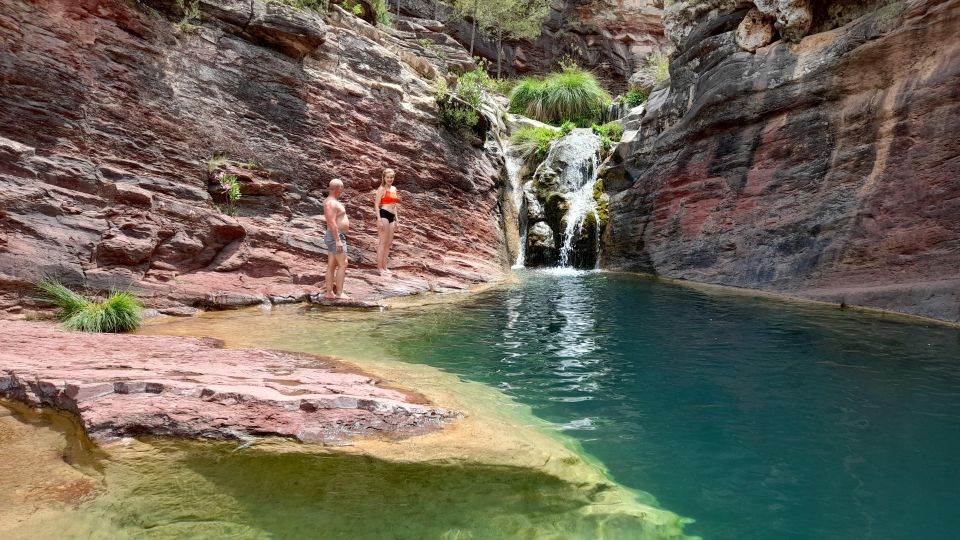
508, 66, 611, 127
592, 121, 623, 141
215, 172, 241, 216
592, 121, 624, 151
175, 0, 200, 32
436, 67, 489, 135
624, 89, 647, 108
36, 280, 143, 333
509, 78, 545, 115
511, 126, 561, 160
559, 120, 576, 135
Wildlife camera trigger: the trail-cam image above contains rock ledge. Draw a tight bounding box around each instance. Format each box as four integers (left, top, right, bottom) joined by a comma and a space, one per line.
0, 321, 458, 444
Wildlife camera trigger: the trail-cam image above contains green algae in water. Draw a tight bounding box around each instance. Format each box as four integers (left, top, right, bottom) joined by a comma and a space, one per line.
5, 436, 689, 540
140, 271, 960, 540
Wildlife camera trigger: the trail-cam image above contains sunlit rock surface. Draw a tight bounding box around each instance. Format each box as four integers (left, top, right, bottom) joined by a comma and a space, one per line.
0, 0, 508, 313
602, 0, 960, 322
0, 321, 455, 442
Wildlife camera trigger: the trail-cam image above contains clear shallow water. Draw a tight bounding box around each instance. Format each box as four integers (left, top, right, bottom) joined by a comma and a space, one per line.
142, 271, 960, 540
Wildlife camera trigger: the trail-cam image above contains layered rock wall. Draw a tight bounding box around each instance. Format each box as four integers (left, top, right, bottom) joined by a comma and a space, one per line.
402, 0, 668, 91
603, 0, 960, 322
0, 0, 508, 310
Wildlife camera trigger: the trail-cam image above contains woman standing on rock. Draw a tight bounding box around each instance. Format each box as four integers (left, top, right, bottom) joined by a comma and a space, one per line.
374, 168, 399, 275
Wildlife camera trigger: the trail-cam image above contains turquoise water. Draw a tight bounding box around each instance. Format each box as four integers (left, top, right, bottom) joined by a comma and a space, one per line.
143, 271, 960, 540
385, 271, 960, 540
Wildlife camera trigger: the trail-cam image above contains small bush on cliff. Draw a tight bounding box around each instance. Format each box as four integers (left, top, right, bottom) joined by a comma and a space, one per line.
511, 126, 561, 160
175, 0, 201, 33
435, 69, 485, 136
592, 121, 624, 151
509, 65, 610, 127
215, 171, 242, 216
623, 89, 647, 108
36, 280, 143, 333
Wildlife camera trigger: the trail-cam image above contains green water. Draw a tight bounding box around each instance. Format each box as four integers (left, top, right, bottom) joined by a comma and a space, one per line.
8, 271, 960, 539
140, 270, 960, 540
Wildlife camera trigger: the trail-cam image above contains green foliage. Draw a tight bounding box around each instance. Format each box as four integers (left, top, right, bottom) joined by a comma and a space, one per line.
559, 121, 575, 135
215, 172, 241, 216
510, 126, 561, 160
509, 78, 545, 114
269, 0, 329, 11
35, 280, 87, 318
175, 0, 201, 33
592, 121, 623, 141
36, 280, 143, 333
509, 65, 611, 126
624, 89, 647, 108
436, 66, 490, 135
370, 0, 391, 25
592, 121, 624, 151
207, 153, 228, 173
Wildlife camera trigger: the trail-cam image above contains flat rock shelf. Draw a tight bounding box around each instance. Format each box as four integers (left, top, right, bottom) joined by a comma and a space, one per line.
0, 321, 457, 444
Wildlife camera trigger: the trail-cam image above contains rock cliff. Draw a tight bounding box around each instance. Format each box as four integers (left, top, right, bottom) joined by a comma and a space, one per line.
602, 0, 960, 322
401, 0, 668, 91
0, 0, 508, 312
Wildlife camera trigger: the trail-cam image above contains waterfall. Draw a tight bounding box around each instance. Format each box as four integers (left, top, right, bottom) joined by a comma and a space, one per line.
557, 154, 600, 268
504, 149, 527, 269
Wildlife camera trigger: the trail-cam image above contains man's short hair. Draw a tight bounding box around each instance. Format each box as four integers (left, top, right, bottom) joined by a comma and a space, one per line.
329, 178, 344, 191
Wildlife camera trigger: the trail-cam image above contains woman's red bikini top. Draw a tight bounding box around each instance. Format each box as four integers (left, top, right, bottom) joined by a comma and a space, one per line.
380, 188, 398, 205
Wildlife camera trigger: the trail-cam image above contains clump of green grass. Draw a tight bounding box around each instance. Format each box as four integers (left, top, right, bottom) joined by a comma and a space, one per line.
511, 126, 561, 160
36, 280, 143, 333
175, 0, 201, 32
623, 89, 647, 108
592, 121, 624, 151
509, 65, 611, 127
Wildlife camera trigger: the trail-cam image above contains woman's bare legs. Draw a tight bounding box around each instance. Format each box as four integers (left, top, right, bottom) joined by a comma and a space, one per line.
382, 219, 396, 274
376, 217, 386, 271
377, 217, 391, 273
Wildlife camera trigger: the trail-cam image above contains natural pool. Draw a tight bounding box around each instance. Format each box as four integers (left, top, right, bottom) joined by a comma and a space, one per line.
4, 270, 960, 539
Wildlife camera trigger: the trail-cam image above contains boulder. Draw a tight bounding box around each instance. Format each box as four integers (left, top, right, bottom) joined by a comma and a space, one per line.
735, 8, 776, 52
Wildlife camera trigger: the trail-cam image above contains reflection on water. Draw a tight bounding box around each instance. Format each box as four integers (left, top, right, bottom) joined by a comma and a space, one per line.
8, 271, 960, 540
141, 270, 960, 540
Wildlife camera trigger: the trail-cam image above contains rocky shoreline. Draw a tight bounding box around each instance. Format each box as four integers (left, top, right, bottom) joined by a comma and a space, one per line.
0, 320, 458, 444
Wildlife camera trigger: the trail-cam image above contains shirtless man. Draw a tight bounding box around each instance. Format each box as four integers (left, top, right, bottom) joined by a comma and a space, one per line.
323, 178, 349, 299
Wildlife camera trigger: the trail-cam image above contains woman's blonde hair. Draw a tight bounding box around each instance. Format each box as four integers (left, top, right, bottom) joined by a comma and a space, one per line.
379, 168, 395, 189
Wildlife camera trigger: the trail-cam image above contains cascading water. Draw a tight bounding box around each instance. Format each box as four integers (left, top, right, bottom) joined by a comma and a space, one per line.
557, 153, 601, 268
522, 128, 603, 269
504, 149, 527, 269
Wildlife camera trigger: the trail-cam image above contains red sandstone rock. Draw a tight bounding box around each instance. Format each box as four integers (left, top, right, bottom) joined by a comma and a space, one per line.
0, 0, 508, 312
0, 321, 457, 443
603, 0, 960, 323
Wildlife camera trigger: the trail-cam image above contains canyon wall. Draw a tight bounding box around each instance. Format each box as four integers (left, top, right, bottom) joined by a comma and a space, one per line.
0, 0, 508, 310
402, 0, 668, 91
602, 0, 960, 322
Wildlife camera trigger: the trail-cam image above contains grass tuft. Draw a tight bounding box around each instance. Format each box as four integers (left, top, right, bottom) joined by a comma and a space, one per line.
509, 66, 610, 127
510, 126, 562, 160
36, 280, 143, 333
